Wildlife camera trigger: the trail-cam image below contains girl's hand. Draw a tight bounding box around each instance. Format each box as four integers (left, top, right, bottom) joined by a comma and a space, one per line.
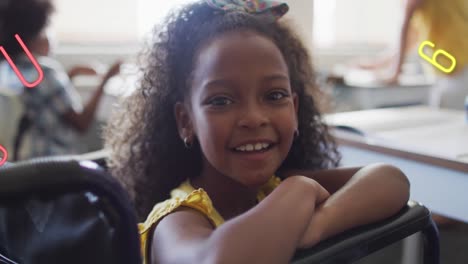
354, 58, 383, 70
376, 70, 399, 85
313, 180, 330, 204
295, 180, 330, 249
284, 176, 330, 204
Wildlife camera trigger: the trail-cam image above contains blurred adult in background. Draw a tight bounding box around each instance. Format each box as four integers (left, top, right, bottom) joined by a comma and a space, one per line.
359, 0, 468, 110
0, 0, 121, 160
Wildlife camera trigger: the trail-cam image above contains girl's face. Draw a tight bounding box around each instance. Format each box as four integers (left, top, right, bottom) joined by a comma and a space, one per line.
176, 30, 298, 188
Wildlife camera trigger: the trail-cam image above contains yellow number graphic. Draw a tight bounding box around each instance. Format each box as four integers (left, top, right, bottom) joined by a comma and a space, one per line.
418, 40, 457, 74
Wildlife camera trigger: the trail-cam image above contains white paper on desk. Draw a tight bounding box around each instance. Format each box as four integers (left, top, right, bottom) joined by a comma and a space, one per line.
376, 121, 468, 161
325, 106, 468, 161
343, 68, 384, 88
342, 67, 433, 88
325, 106, 455, 133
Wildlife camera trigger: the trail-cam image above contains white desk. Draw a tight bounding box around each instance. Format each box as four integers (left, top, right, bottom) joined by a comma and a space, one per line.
328, 67, 433, 112
331, 82, 431, 112
326, 106, 468, 223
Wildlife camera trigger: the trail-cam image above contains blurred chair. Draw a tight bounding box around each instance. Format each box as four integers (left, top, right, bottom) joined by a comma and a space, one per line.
0, 158, 141, 264
0, 88, 24, 159
58, 148, 110, 169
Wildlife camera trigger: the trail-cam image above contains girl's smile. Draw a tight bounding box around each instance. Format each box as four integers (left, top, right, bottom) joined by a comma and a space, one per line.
230, 139, 277, 162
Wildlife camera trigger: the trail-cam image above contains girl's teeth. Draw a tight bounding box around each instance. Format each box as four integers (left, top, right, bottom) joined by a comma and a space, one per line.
235, 143, 270, 152
255, 143, 265, 151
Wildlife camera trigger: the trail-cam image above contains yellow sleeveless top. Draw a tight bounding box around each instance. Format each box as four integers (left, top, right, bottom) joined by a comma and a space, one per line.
138, 176, 282, 263
411, 0, 468, 74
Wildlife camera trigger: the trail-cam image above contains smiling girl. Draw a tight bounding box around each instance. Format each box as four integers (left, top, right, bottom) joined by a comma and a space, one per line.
104, 1, 410, 263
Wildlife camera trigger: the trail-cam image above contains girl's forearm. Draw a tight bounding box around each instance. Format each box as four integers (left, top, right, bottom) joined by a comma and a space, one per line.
205, 176, 318, 263
393, 17, 411, 78
393, 0, 422, 77
300, 164, 410, 248
80, 83, 105, 127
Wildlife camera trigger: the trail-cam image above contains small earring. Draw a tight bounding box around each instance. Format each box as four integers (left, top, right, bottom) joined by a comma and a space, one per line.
294, 129, 300, 139
183, 137, 193, 149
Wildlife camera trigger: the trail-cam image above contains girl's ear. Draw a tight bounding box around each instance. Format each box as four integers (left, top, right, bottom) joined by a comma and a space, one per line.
292, 92, 299, 114
174, 101, 193, 139
292, 91, 299, 127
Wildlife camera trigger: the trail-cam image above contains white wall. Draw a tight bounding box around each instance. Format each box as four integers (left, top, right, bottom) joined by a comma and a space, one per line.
334, 0, 402, 46
53, 0, 403, 71
283, 0, 314, 52
54, 0, 316, 69
52, 0, 139, 43
296, 0, 402, 70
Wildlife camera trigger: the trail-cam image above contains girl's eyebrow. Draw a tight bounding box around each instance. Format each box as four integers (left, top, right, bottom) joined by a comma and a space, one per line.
203, 73, 290, 89
262, 74, 290, 82
203, 79, 233, 90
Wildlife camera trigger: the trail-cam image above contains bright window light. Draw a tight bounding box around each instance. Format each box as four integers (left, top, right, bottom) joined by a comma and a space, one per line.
137, 0, 196, 39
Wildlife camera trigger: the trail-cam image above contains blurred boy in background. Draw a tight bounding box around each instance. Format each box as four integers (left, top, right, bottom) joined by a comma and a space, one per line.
0, 0, 121, 160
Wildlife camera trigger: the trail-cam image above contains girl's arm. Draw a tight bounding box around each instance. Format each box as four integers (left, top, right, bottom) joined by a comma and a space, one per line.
67, 65, 98, 80
151, 176, 328, 264
280, 166, 361, 195
62, 61, 121, 133
357, 22, 419, 72
386, 0, 424, 83
281, 163, 410, 248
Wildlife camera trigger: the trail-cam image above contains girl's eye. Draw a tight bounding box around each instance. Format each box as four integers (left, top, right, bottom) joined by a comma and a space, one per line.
267, 91, 289, 101
208, 97, 233, 106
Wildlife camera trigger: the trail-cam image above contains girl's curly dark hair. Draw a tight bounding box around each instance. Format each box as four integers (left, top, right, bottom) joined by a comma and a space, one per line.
104, 1, 341, 219
0, 0, 54, 60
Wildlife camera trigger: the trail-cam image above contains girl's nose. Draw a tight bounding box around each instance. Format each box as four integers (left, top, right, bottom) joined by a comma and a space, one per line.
237, 103, 269, 128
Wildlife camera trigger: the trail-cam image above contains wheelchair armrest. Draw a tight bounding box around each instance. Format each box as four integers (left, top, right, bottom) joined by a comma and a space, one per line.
291, 201, 439, 264
57, 149, 110, 169
0, 253, 17, 264
0, 162, 14, 169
